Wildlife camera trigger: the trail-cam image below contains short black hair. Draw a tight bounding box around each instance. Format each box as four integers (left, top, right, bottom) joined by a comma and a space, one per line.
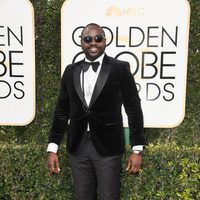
81, 23, 105, 37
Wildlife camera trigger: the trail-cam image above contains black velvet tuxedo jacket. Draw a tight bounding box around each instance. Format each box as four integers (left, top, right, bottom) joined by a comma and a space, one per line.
49, 54, 146, 156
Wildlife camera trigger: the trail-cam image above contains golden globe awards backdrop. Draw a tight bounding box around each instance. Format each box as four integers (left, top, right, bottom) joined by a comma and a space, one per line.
0, 0, 35, 125
61, 0, 190, 128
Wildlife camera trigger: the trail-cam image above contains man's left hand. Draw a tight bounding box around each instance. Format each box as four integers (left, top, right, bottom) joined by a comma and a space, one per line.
126, 153, 142, 174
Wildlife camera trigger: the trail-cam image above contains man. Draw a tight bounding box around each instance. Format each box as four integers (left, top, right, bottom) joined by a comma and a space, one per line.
47, 23, 146, 200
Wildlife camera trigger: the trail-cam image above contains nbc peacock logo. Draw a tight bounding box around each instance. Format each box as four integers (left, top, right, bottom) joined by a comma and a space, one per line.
105, 6, 144, 17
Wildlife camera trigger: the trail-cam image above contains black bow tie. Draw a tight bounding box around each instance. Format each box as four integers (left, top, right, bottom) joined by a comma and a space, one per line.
83, 61, 100, 72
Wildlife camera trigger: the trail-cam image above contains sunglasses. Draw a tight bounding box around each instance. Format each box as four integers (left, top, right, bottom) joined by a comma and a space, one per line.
80, 35, 105, 44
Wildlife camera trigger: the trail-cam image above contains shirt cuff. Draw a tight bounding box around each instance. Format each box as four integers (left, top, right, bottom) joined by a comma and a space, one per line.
47, 143, 58, 154
132, 145, 144, 151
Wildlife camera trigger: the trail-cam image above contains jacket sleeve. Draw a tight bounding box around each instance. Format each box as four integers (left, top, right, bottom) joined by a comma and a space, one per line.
48, 70, 70, 146
120, 62, 146, 147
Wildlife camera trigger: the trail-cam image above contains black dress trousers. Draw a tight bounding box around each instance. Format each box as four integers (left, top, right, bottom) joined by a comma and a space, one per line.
69, 132, 122, 200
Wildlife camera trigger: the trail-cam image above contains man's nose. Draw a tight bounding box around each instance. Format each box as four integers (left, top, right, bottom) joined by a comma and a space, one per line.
90, 38, 97, 44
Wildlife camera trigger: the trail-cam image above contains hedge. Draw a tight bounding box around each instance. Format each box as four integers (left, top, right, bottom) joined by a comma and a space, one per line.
0, 143, 199, 200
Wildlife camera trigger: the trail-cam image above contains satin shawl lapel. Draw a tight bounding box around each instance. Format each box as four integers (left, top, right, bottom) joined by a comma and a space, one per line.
89, 56, 111, 108
74, 62, 88, 108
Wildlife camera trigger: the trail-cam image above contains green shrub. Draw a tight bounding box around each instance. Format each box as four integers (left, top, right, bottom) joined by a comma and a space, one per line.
0, 143, 199, 199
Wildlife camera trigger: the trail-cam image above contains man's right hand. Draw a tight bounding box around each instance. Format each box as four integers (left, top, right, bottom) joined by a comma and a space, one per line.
47, 152, 60, 174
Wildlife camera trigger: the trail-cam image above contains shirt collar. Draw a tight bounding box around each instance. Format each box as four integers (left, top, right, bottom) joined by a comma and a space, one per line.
85, 53, 105, 65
